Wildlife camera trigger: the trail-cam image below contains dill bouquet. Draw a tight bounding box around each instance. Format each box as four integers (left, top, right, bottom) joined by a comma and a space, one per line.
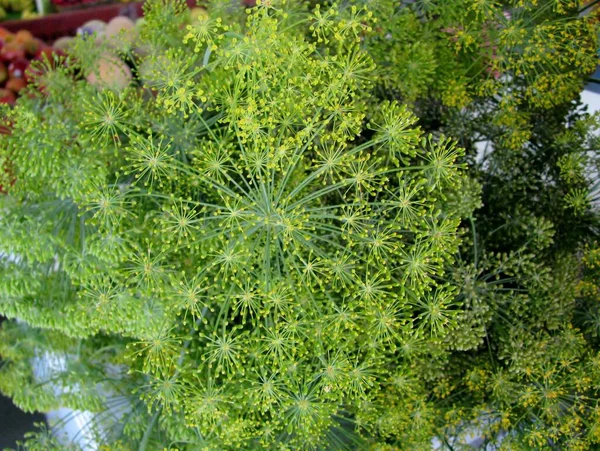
0, 1, 471, 449
1, 0, 599, 450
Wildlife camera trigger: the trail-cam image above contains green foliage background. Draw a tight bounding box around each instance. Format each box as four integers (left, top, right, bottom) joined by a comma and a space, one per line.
0, 0, 599, 450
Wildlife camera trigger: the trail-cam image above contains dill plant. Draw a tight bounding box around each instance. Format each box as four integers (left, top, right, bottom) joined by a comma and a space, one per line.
430, 101, 600, 450
354, 0, 598, 148
0, 1, 472, 449
345, 0, 600, 448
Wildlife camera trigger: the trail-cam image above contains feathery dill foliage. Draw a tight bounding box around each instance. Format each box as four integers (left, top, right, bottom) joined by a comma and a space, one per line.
0, 1, 470, 449
356, 0, 598, 149
430, 102, 600, 451
345, 0, 600, 448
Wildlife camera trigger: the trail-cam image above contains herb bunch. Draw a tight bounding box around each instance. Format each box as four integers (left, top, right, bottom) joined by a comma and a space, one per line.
349, 0, 600, 448
0, 1, 471, 449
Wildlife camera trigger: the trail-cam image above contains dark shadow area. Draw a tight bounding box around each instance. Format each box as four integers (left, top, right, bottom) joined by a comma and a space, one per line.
0, 316, 46, 450
0, 392, 46, 450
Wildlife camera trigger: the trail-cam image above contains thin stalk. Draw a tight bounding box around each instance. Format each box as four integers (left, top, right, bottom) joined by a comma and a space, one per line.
469, 216, 479, 269
579, 0, 600, 14
138, 406, 161, 451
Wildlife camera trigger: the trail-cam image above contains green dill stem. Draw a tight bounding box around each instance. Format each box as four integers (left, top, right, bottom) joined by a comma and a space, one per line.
579, 0, 600, 14
469, 216, 478, 269
138, 406, 161, 451
137, 316, 201, 451
274, 110, 326, 204
286, 139, 379, 201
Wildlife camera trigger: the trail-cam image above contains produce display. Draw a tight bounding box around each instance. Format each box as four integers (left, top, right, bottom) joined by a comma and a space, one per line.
0, 28, 60, 104
0, 15, 142, 104
80, 16, 139, 88
0, 1, 598, 451
0, 0, 37, 21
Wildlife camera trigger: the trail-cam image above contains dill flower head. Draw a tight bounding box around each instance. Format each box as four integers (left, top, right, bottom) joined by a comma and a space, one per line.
0, 1, 468, 448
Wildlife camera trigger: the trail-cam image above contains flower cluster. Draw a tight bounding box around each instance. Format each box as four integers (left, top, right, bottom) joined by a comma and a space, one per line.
0, 0, 599, 450
0, 1, 471, 449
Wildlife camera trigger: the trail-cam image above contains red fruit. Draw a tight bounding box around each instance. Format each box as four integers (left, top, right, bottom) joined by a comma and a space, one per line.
0, 28, 12, 39
0, 28, 13, 44
0, 88, 16, 105
6, 77, 26, 93
14, 30, 33, 44
1, 43, 25, 62
24, 39, 41, 57
8, 57, 29, 79
0, 62, 7, 84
